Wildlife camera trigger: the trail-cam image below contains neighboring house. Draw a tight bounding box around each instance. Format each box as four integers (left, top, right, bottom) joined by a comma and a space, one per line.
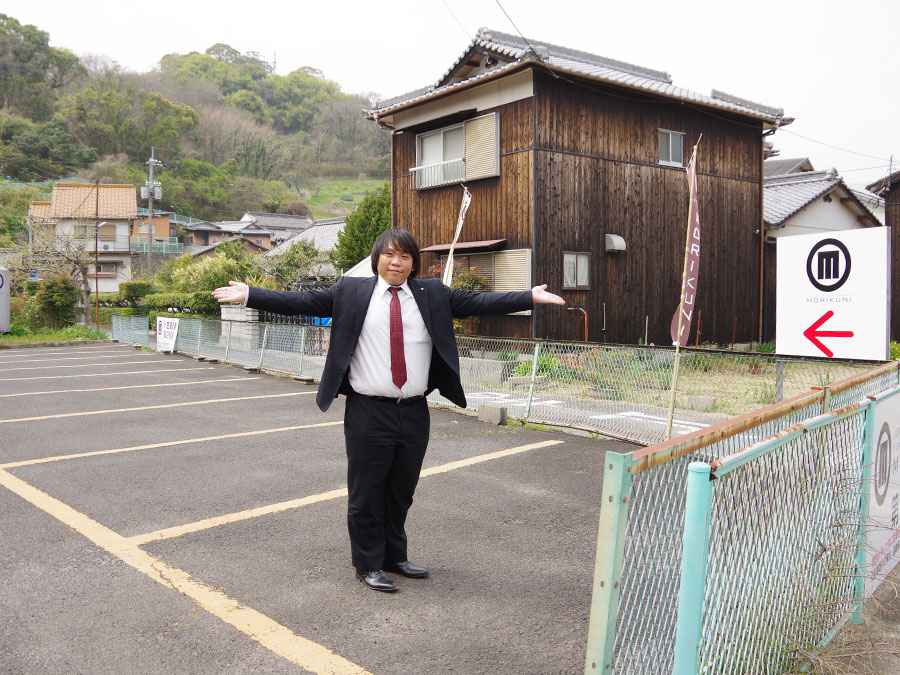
264, 217, 345, 279
184, 221, 273, 250
764, 157, 886, 223
28, 183, 138, 293
761, 169, 882, 340
240, 212, 315, 245
867, 170, 900, 338
763, 157, 814, 178
367, 27, 787, 344
191, 238, 268, 259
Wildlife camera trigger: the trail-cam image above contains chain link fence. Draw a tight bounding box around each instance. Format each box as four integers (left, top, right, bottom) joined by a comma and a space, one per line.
585, 363, 900, 674
110, 314, 150, 347
113, 316, 882, 446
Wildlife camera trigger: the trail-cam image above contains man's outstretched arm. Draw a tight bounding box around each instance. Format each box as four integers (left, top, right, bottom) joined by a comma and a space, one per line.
212, 280, 337, 317
449, 284, 565, 318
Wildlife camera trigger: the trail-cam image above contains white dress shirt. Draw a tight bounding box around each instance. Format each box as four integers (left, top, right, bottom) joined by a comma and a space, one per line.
348, 275, 433, 398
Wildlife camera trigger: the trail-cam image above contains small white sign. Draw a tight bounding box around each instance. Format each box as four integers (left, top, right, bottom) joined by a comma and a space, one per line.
867, 389, 900, 597
776, 228, 890, 360
156, 317, 179, 353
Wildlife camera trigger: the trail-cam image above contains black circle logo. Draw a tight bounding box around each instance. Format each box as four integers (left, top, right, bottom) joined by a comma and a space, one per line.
875, 422, 892, 507
0, 272, 5, 290
806, 238, 851, 292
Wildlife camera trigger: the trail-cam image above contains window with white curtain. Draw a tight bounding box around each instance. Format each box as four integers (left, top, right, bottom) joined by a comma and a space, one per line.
563, 252, 590, 290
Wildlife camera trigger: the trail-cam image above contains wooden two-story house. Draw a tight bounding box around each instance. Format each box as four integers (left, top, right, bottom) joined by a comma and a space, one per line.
367, 28, 787, 344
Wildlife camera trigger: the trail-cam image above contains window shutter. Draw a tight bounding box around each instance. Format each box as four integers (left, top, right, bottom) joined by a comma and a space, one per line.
464, 113, 499, 181
468, 252, 495, 288
492, 249, 531, 291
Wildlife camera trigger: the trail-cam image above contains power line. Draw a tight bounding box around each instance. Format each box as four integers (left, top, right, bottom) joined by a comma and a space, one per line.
778, 128, 891, 162
440, 0, 473, 41
494, 0, 539, 56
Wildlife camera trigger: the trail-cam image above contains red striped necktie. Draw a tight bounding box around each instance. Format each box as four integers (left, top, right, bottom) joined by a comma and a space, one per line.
388, 287, 407, 389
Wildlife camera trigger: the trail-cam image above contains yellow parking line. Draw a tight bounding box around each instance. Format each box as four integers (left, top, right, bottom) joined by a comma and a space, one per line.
0, 392, 316, 424
0, 421, 344, 469
0, 367, 218, 382
0, 469, 369, 675
129, 439, 564, 546
0, 353, 160, 364
0, 377, 261, 398
2, 359, 183, 373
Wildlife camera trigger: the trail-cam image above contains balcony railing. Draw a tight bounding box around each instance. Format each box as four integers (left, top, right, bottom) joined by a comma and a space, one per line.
410, 157, 465, 189
132, 238, 185, 256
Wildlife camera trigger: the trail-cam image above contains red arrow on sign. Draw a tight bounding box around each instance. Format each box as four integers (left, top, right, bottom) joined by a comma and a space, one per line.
803, 310, 854, 358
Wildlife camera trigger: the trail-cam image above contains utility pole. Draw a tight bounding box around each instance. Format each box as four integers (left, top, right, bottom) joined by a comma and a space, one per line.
94, 179, 100, 327
142, 147, 162, 255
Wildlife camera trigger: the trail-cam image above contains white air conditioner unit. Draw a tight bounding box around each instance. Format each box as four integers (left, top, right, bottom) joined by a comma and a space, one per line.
101, 243, 112, 251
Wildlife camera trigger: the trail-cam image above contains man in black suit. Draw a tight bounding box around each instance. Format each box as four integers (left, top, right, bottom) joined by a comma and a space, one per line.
214, 228, 564, 592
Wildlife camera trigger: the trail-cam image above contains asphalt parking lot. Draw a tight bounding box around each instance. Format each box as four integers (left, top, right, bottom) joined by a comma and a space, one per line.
0, 342, 634, 674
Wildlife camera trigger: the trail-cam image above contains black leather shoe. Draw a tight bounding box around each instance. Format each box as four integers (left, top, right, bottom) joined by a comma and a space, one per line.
356, 570, 397, 592
385, 561, 430, 579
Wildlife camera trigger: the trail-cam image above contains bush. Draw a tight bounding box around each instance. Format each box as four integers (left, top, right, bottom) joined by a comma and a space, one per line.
15, 276, 80, 330
142, 291, 219, 315
119, 280, 156, 302
513, 353, 577, 379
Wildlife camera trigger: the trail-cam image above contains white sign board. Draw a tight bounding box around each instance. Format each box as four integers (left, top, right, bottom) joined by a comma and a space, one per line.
866, 389, 900, 597
156, 317, 179, 353
0, 267, 9, 333
776, 228, 890, 360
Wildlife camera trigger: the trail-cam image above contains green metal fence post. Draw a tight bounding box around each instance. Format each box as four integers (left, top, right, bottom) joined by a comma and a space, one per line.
525, 342, 542, 420
853, 400, 876, 624
673, 461, 714, 675
583, 451, 634, 673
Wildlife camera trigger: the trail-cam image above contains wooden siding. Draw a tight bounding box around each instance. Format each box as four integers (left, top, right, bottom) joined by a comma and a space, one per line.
531, 71, 763, 344
887, 185, 900, 339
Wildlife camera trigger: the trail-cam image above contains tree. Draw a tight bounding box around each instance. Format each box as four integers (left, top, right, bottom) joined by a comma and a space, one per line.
0, 111, 95, 179
57, 67, 198, 161
0, 14, 85, 120
259, 239, 319, 289
0, 185, 48, 246
331, 183, 390, 272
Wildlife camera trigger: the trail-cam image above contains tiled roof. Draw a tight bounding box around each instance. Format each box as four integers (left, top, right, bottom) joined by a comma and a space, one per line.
763, 170, 877, 226
241, 212, 315, 230
213, 221, 274, 235
28, 200, 54, 221
370, 28, 784, 124
866, 170, 900, 195
265, 220, 345, 258
763, 157, 814, 177
49, 183, 137, 219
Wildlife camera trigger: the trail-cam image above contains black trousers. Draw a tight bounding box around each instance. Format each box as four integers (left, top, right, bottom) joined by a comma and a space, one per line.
343, 393, 430, 573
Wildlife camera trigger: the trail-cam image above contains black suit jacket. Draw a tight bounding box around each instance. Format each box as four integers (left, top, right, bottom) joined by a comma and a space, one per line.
247, 276, 533, 411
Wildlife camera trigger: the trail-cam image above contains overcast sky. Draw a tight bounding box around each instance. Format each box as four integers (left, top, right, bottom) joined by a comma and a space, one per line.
6, 0, 899, 190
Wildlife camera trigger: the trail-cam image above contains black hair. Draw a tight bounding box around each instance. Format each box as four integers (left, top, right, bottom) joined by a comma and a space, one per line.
370, 228, 421, 278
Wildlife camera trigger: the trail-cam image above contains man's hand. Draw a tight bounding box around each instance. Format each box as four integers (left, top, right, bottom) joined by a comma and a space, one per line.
531, 284, 566, 306
212, 280, 249, 305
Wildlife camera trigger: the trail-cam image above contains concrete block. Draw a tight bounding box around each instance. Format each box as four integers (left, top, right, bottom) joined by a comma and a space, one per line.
478, 405, 507, 426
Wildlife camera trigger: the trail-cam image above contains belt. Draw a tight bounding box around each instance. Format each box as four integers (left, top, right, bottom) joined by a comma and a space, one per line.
351, 392, 426, 405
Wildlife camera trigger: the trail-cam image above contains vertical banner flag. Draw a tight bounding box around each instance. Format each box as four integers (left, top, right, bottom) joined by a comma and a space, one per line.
670, 146, 701, 346
442, 185, 473, 287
